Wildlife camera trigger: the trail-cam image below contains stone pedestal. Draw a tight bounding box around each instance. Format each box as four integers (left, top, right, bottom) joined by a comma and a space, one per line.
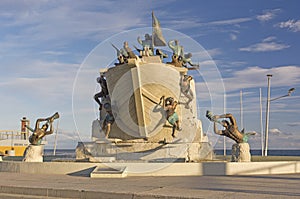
23, 145, 44, 162
231, 143, 251, 162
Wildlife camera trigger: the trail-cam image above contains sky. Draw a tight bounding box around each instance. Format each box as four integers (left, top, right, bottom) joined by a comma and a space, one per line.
0, 0, 299, 151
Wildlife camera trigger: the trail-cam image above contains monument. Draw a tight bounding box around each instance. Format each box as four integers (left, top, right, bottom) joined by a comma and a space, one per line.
76, 12, 213, 163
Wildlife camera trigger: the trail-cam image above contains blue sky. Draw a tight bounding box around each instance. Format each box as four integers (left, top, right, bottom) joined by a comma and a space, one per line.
0, 0, 299, 150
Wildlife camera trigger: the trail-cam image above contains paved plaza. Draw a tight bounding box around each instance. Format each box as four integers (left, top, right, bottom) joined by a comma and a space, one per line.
0, 172, 299, 198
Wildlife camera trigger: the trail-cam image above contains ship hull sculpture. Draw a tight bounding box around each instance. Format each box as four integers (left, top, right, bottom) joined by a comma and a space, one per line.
76, 12, 213, 162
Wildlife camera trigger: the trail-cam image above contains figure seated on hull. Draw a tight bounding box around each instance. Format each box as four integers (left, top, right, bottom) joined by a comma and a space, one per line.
206, 111, 255, 143
111, 43, 125, 65
120, 41, 136, 60
26, 112, 60, 145
180, 75, 194, 108
167, 54, 183, 68
137, 33, 154, 56
168, 40, 183, 57
94, 72, 109, 111
167, 40, 199, 69
112, 41, 136, 65
160, 96, 182, 138
102, 103, 114, 139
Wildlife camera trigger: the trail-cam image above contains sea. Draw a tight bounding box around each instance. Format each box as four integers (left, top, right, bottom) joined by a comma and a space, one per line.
214, 149, 300, 156
43, 149, 300, 159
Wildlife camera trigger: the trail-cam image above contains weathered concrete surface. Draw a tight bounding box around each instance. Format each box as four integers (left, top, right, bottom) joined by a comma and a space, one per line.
22, 144, 44, 162
231, 143, 251, 162
0, 161, 300, 176
0, 172, 299, 198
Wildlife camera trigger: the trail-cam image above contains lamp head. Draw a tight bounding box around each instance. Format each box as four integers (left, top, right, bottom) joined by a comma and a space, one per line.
288, 88, 295, 96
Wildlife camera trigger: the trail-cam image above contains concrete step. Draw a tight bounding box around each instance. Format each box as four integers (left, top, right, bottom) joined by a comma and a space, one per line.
90, 166, 127, 178
0, 193, 66, 199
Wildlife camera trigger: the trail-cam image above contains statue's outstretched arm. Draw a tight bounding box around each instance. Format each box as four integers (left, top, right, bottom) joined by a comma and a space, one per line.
25, 125, 34, 133
168, 40, 175, 49
188, 61, 199, 67
214, 121, 223, 135
226, 114, 237, 126
137, 36, 142, 45
34, 118, 47, 130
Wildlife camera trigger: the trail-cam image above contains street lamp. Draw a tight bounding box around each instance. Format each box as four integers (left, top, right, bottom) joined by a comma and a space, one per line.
263, 74, 295, 156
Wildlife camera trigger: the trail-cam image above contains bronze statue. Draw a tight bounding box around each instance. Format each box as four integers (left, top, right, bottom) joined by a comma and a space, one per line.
206, 111, 255, 143
137, 33, 153, 56
101, 103, 114, 139
168, 40, 183, 57
161, 96, 182, 137
26, 112, 60, 145
182, 52, 199, 69
111, 43, 125, 65
94, 72, 109, 110
120, 41, 136, 59
180, 75, 194, 108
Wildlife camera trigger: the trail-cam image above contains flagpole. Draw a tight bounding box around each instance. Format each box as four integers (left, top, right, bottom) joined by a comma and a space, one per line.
151, 11, 154, 49
223, 92, 226, 157
259, 88, 264, 156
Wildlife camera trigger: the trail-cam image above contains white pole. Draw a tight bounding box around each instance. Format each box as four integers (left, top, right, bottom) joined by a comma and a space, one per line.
53, 120, 59, 156
240, 90, 243, 129
223, 93, 226, 157
259, 88, 264, 156
264, 74, 272, 156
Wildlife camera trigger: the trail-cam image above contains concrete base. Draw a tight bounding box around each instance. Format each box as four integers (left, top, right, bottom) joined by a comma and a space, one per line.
231, 143, 251, 162
23, 145, 44, 162
76, 141, 214, 163
0, 160, 300, 177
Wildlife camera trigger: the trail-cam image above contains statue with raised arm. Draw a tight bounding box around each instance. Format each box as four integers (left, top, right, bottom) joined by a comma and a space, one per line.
27, 112, 60, 145
180, 75, 194, 108
206, 111, 255, 143
206, 111, 255, 162
137, 33, 153, 56
94, 72, 109, 111
161, 96, 182, 138
168, 40, 183, 57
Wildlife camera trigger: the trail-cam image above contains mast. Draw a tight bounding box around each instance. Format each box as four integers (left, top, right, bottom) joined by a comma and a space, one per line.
151, 11, 166, 48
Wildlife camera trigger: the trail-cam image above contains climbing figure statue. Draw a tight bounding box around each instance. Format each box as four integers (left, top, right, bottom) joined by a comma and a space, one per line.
180, 75, 194, 108
161, 96, 182, 138
94, 71, 109, 111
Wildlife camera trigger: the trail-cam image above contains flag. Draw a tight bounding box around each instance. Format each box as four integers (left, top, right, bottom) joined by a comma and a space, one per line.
152, 11, 167, 46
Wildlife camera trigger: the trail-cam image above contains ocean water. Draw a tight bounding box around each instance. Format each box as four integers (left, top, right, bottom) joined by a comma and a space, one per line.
214, 149, 300, 156
44, 149, 300, 158
44, 149, 76, 158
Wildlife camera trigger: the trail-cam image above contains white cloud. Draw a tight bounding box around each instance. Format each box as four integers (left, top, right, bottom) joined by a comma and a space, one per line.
286, 122, 300, 127
230, 33, 237, 41
262, 36, 276, 42
208, 17, 252, 26
0, 0, 156, 53
239, 37, 289, 52
256, 9, 281, 22
277, 19, 300, 32
269, 128, 281, 135
222, 65, 300, 92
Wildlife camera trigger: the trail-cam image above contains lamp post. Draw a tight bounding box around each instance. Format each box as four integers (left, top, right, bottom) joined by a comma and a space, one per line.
263, 74, 295, 156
